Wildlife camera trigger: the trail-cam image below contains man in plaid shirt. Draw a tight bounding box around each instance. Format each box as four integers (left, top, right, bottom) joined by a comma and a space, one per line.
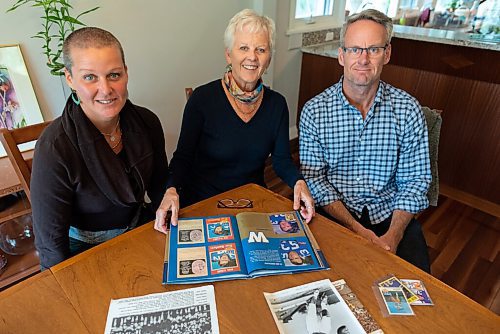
300, 9, 431, 272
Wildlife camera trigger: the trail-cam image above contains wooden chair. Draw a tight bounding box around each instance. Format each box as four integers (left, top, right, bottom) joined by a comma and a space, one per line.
185, 87, 193, 100
0, 121, 51, 202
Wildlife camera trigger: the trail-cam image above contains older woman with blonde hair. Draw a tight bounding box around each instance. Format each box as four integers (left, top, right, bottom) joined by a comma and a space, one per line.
155, 9, 314, 230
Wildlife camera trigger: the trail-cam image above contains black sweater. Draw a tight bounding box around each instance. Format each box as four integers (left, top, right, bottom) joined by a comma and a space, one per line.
31, 100, 168, 268
169, 80, 302, 206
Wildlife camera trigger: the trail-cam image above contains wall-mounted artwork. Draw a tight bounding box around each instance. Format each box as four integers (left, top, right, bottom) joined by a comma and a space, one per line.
0, 44, 44, 157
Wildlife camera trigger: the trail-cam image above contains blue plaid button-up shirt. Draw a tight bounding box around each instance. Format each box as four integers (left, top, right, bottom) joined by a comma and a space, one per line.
299, 79, 431, 225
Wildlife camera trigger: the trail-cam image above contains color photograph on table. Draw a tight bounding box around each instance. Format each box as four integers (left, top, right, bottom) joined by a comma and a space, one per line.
0, 44, 44, 157
401, 279, 434, 305
379, 287, 414, 316
377, 275, 419, 304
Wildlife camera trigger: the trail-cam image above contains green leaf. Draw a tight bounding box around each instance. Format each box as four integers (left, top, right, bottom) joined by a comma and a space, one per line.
6, 0, 100, 77
62, 16, 83, 25
6, 3, 26, 12
76, 6, 99, 18
50, 68, 64, 76
60, 0, 73, 9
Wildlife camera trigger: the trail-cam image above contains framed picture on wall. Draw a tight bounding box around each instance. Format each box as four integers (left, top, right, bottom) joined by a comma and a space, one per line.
0, 44, 44, 157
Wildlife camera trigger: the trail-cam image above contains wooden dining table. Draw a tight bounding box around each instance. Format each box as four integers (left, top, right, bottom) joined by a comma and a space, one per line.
0, 270, 90, 333
0, 183, 498, 333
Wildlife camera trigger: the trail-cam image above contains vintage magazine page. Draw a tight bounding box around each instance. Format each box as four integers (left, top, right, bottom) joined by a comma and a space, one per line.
264, 279, 366, 334
236, 211, 328, 272
332, 279, 384, 334
103, 285, 219, 334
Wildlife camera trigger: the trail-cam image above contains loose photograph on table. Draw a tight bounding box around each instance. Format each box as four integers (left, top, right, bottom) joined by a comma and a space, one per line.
0, 44, 44, 157
377, 275, 419, 304
333, 279, 384, 334
104, 285, 219, 334
264, 279, 367, 334
378, 287, 414, 316
401, 279, 434, 306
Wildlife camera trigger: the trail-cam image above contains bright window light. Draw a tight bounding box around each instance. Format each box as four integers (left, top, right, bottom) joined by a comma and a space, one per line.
295, 0, 334, 19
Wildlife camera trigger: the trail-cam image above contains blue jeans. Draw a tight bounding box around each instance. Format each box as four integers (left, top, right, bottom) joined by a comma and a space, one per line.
69, 237, 96, 256
68, 226, 128, 257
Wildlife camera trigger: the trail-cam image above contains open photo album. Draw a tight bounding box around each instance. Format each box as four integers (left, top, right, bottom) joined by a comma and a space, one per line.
163, 211, 329, 284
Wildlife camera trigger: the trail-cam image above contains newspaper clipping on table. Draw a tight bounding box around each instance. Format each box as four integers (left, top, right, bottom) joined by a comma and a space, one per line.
104, 285, 219, 334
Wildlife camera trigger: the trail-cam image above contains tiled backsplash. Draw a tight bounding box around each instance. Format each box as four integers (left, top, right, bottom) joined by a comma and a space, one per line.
302, 28, 341, 46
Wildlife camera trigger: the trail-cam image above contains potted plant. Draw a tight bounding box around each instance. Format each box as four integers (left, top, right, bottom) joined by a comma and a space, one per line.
7, 0, 99, 76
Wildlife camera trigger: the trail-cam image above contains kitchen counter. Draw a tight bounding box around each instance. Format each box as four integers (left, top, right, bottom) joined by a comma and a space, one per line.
392, 25, 499, 51
302, 25, 499, 58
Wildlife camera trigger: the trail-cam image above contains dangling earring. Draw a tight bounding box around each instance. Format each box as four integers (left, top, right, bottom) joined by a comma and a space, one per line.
225, 63, 232, 73
71, 90, 80, 105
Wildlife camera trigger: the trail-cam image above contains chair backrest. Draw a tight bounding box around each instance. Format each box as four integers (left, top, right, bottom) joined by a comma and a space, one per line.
0, 121, 51, 202
185, 87, 193, 100
422, 107, 443, 207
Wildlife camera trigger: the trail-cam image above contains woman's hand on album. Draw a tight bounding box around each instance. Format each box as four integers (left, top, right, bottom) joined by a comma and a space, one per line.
154, 187, 179, 233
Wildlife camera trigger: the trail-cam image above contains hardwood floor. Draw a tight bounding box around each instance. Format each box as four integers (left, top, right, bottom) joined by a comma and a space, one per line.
265, 142, 500, 315
419, 196, 500, 314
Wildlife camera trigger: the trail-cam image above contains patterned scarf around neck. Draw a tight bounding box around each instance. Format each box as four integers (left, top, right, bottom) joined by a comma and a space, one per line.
223, 63, 263, 103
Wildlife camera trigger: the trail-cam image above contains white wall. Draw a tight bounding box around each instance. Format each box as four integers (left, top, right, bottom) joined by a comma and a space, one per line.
272, 0, 303, 139
271, 0, 345, 139
1, 0, 254, 157
1, 0, 341, 155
